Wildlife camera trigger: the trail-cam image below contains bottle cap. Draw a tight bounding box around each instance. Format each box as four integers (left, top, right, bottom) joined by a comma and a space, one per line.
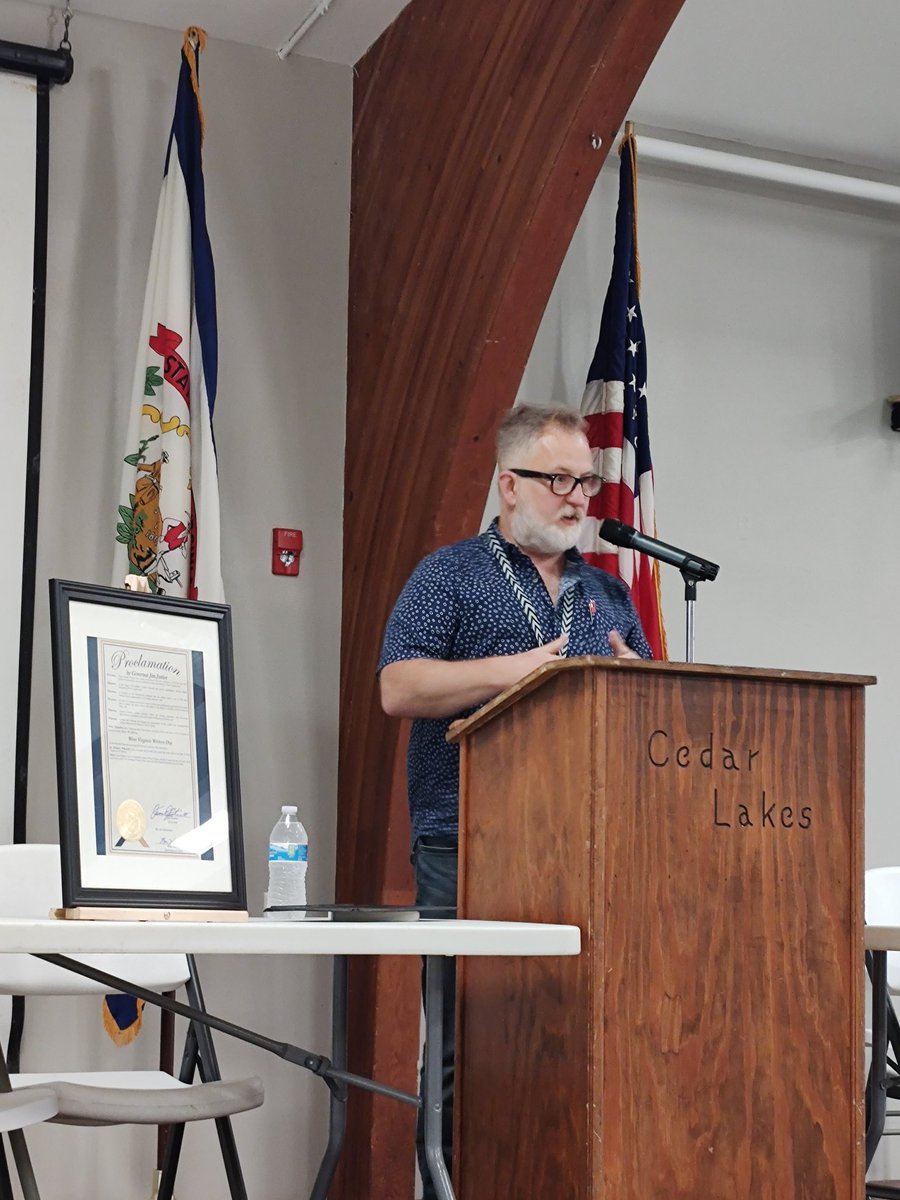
281, 805, 298, 814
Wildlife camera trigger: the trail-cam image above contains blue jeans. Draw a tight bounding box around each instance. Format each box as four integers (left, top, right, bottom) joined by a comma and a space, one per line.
412, 837, 457, 1200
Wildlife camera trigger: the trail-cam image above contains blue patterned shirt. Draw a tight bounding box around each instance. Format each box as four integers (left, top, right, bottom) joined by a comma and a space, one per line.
378, 520, 653, 843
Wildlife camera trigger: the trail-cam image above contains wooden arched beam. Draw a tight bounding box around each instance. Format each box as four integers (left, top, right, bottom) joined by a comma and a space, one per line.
336, 1, 684, 1194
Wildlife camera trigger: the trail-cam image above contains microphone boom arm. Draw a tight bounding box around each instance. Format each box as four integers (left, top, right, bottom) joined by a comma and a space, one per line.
599, 518, 720, 663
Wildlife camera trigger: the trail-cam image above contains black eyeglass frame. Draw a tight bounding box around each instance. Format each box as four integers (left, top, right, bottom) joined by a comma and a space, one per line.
508, 468, 603, 497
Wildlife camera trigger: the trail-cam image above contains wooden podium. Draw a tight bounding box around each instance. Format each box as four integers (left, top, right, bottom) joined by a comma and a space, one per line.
449, 657, 872, 1200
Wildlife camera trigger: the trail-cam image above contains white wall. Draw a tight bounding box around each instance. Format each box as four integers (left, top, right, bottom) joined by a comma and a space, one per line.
519, 157, 900, 861
0, 2, 351, 1196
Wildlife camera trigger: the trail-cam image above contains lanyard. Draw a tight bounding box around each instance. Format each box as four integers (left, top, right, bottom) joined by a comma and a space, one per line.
485, 527, 574, 656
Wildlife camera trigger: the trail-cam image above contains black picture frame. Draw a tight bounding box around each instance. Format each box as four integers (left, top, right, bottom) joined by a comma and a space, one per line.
49, 578, 246, 911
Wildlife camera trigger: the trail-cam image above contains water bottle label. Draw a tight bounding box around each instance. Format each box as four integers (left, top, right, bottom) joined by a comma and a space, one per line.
269, 843, 308, 862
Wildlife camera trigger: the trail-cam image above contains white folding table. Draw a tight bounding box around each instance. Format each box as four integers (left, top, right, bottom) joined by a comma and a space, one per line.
0, 917, 580, 1200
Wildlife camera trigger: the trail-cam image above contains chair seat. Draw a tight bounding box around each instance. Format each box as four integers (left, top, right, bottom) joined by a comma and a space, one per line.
13, 1070, 190, 1088
0, 1086, 58, 1132
0, 845, 259, 1198
10, 1075, 264, 1126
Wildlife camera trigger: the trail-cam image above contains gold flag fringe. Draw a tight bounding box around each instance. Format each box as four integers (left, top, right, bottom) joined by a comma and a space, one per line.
183, 26, 207, 143
651, 549, 669, 661
102, 997, 145, 1046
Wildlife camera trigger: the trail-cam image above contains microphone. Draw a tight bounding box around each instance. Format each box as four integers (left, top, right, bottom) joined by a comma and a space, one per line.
600, 518, 720, 582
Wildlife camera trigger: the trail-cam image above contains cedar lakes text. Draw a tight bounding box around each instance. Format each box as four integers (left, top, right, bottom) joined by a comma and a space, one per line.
646, 728, 812, 830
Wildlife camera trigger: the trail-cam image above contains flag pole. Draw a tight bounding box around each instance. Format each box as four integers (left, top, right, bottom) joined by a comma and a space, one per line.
624, 122, 704, 663
578, 118, 669, 661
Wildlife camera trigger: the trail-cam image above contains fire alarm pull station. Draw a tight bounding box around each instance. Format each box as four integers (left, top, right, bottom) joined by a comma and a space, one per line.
272, 528, 302, 576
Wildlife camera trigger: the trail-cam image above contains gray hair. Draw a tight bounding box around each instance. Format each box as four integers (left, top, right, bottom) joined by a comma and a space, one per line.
496, 405, 586, 469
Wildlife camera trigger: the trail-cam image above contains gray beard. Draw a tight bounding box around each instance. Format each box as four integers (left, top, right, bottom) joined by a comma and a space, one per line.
509, 507, 582, 555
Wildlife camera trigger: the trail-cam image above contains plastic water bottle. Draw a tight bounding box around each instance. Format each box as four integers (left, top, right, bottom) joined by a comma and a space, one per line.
267, 805, 308, 913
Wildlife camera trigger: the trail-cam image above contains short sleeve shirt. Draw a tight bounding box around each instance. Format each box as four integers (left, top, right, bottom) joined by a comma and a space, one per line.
378, 519, 653, 844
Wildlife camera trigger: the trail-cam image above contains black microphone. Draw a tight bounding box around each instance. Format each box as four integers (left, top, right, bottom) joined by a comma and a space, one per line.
600, 518, 719, 582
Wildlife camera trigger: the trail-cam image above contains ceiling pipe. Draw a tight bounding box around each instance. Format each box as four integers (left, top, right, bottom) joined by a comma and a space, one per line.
276, 0, 335, 59
634, 132, 900, 210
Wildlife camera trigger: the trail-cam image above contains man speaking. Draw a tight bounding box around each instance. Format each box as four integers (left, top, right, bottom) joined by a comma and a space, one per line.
378, 404, 652, 1195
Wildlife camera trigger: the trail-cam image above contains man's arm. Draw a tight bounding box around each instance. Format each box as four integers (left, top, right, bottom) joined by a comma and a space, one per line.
380, 627, 647, 718
380, 636, 568, 719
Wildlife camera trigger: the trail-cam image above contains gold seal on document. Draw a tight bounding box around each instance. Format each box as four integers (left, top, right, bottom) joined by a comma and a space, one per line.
116, 799, 147, 842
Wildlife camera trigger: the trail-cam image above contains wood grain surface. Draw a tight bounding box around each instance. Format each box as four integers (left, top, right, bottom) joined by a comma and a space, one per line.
456, 662, 865, 1199
336, 1, 685, 1193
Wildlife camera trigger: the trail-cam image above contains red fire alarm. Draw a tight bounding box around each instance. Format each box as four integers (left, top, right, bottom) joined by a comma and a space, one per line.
272, 528, 303, 576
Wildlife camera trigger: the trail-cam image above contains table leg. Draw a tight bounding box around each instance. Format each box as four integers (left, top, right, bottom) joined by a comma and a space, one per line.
424, 955, 455, 1200
867, 949, 888, 1169
310, 955, 349, 1200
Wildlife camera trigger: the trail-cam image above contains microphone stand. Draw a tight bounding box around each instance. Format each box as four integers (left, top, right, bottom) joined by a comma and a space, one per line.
598, 518, 718, 664
681, 566, 710, 664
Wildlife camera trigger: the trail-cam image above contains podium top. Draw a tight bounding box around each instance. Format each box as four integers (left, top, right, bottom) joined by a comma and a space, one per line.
447, 654, 875, 743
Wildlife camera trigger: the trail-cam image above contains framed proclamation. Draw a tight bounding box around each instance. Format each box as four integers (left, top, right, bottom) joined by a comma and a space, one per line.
49, 579, 246, 912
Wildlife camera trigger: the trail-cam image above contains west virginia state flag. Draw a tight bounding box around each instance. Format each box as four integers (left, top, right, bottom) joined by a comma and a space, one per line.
106, 27, 221, 1042
113, 27, 223, 603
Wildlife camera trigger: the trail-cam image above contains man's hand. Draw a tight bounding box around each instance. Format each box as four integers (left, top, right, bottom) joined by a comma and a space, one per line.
608, 629, 640, 659
519, 633, 568, 669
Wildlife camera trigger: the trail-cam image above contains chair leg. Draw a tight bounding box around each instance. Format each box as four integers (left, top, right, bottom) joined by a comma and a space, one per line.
156, 992, 176, 1175
183, 957, 249, 1200
212, 1117, 249, 1200
157, 1020, 199, 1200
0, 1047, 42, 1200
157, 1125, 186, 1200
0, 1136, 15, 1200
6, 1130, 42, 1200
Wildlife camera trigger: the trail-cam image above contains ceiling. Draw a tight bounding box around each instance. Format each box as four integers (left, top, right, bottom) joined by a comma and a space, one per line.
631, 0, 900, 177
16, 0, 414, 64
12, 0, 900, 174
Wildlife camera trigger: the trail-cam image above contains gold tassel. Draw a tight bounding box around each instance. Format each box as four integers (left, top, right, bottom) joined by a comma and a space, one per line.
182, 26, 208, 143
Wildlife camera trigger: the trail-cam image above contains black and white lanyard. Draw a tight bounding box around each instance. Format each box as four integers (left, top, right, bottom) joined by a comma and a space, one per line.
485, 527, 574, 656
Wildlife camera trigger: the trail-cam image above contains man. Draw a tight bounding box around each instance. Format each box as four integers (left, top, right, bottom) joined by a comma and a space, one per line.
378, 404, 652, 1196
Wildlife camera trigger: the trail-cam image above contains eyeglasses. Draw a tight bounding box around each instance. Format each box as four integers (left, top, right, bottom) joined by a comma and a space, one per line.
509, 468, 603, 497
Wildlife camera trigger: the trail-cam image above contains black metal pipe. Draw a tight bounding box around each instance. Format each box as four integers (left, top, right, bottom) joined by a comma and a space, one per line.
0, 40, 72, 85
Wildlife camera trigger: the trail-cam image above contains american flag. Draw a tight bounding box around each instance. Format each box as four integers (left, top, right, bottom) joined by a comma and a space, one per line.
578, 129, 667, 660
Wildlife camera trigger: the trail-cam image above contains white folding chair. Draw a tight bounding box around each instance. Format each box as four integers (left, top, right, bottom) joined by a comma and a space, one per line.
865, 866, 900, 1198
867, 867, 900, 993
0, 1089, 57, 1132
0, 1086, 57, 1200
0, 844, 262, 1200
